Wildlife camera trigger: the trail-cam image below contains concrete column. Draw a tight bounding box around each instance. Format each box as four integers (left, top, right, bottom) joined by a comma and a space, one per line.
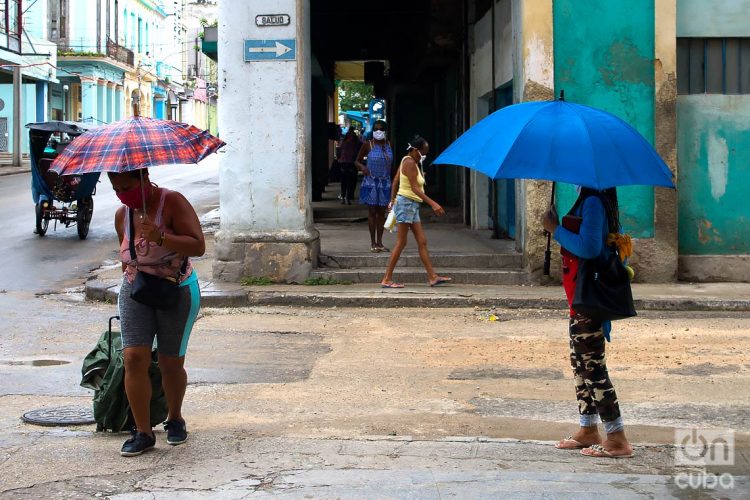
214, 0, 318, 283
115, 85, 123, 120
81, 80, 99, 123
651, 0, 679, 281
513, 0, 556, 280
35, 81, 48, 122
106, 82, 115, 123
96, 79, 106, 123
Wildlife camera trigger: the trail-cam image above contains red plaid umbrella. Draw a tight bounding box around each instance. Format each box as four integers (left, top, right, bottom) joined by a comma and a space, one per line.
50, 116, 225, 175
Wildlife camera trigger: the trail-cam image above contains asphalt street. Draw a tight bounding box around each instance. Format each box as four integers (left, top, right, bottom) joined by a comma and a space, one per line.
0, 156, 220, 293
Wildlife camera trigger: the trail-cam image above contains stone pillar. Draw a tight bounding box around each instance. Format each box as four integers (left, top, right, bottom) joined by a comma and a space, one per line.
96, 79, 106, 122
81, 80, 99, 123
214, 0, 319, 283
106, 82, 115, 123
513, 0, 556, 281
649, 0, 679, 281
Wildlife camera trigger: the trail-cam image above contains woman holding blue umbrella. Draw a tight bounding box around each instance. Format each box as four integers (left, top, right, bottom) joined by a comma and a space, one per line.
433, 94, 675, 459
543, 187, 633, 459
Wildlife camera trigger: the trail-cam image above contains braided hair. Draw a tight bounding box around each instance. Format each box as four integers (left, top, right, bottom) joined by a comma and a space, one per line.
579, 187, 621, 234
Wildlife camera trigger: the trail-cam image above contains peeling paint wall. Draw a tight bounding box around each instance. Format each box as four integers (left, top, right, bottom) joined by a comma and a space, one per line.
676, 0, 750, 282
553, 0, 656, 239
677, 95, 750, 254
512, 0, 554, 277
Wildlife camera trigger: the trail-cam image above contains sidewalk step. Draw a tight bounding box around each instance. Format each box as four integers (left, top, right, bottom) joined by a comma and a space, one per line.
310, 267, 529, 285
319, 252, 522, 269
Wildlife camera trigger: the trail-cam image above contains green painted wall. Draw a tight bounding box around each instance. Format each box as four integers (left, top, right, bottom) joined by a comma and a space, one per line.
553, 0, 655, 238
677, 95, 750, 254
678, 0, 750, 37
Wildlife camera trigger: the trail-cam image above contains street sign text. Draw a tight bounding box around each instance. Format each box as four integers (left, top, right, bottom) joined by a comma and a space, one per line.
256, 14, 291, 27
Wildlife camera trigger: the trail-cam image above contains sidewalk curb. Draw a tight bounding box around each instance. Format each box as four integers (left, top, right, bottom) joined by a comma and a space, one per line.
84, 279, 750, 311
0, 166, 30, 177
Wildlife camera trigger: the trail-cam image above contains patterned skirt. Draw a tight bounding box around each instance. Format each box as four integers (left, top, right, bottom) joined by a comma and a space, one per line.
359, 176, 391, 207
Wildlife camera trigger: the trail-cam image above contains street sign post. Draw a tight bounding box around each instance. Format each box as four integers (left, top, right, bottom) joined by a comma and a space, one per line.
244, 39, 296, 61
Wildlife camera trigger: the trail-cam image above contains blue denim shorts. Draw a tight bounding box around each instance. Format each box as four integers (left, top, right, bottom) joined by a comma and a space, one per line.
394, 195, 421, 224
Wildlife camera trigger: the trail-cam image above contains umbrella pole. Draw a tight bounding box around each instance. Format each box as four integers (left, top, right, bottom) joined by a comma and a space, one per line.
543, 182, 556, 276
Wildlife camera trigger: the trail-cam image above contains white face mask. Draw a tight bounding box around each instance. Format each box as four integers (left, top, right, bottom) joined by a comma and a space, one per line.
373, 130, 386, 141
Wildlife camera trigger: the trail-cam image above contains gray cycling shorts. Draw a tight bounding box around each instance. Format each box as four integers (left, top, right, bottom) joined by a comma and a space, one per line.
118, 274, 201, 357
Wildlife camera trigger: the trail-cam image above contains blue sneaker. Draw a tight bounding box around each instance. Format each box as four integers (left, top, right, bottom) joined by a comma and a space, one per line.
120, 430, 156, 457
163, 419, 188, 445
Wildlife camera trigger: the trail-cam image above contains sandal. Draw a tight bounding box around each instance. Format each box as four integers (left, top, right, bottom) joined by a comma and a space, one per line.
370, 246, 381, 253
554, 436, 588, 450
381, 281, 405, 288
377, 245, 390, 252
429, 276, 452, 287
580, 444, 633, 459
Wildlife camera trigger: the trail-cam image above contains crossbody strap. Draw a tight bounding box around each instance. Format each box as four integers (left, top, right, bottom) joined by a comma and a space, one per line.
128, 209, 137, 262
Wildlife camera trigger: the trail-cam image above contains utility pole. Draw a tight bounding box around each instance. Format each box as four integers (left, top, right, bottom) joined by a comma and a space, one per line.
12, 66, 22, 167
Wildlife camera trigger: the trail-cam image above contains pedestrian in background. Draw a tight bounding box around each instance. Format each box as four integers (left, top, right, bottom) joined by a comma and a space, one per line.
381, 134, 451, 288
542, 186, 634, 459
355, 119, 393, 252
337, 127, 362, 205
109, 169, 204, 457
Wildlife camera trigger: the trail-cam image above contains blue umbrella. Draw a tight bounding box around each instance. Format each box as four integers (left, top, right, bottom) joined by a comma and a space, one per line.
433, 97, 675, 190
433, 95, 675, 275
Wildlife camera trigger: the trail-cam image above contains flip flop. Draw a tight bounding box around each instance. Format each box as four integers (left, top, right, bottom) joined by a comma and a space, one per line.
554, 436, 588, 450
429, 277, 452, 287
377, 246, 390, 252
381, 282, 405, 288
580, 444, 634, 459
370, 247, 380, 253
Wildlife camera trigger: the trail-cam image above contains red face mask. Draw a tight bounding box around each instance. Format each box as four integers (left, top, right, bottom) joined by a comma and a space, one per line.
116, 184, 149, 210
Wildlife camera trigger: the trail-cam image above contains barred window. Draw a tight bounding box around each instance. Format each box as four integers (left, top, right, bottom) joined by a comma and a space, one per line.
678, 38, 750, 94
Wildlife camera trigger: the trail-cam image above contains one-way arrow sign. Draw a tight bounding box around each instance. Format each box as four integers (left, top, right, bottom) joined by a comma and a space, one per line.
244, 39, 296, 61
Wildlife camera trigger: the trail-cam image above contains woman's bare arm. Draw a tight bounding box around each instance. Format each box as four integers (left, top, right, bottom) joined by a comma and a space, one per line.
354, 142, 370, 175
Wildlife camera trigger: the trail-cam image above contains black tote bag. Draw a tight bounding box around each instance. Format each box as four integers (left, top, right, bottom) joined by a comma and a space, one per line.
572, 246, 637, 321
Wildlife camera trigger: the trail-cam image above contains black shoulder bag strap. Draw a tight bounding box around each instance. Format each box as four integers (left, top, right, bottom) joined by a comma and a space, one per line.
128, 208, 137, 262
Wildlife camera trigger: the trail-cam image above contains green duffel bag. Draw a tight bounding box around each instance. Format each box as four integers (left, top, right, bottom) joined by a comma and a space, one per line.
80, 316, 168, 432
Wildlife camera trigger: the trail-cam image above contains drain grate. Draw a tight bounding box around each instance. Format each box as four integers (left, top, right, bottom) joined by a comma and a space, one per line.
22, 405, 95, 426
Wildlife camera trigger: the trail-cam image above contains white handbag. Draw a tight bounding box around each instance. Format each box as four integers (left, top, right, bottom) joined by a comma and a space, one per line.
384, 210, 396, 232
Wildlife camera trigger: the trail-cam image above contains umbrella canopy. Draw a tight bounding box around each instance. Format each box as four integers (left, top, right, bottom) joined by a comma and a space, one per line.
50, 116, 225, 176
433, 99, 674, 190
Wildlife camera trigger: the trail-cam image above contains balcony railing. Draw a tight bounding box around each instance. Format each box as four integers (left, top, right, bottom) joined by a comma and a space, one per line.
106, 38, 134, 67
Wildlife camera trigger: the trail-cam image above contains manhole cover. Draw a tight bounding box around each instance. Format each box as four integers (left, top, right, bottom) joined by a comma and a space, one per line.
0, 359, 70, 366
22, 405, 95, 426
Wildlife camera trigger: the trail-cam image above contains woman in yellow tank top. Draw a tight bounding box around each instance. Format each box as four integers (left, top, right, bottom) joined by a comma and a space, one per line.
381, 135, 451, 288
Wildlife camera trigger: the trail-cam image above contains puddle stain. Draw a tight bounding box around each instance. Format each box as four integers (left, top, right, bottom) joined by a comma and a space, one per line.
0, 359, 71, 367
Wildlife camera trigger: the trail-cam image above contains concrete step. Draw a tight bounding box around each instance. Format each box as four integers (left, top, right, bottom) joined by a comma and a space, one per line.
309, 267, 529, 285
319, 252, 522, 269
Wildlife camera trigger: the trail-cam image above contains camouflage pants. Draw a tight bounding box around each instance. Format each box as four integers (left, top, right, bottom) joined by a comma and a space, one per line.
568, 314, 621, 422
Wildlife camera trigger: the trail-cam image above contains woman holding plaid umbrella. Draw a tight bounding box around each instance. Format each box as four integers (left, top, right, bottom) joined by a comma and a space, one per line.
109, 168, 205, 456
50, 116, 224, 456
